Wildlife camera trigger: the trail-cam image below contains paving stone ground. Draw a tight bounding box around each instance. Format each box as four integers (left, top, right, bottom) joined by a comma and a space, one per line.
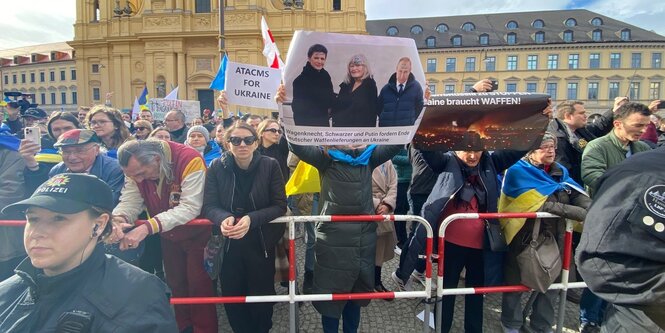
215, 225, 582, 333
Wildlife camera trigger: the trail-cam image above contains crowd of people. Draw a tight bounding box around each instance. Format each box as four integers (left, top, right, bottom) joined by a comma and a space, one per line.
0, 79, 663, 333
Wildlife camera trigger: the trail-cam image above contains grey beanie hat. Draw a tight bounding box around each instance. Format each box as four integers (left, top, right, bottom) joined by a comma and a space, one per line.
187, 125, 210, 142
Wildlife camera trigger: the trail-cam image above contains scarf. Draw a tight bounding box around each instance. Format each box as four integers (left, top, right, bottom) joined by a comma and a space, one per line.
499, 159, 586, 244
327, 144, 377, 166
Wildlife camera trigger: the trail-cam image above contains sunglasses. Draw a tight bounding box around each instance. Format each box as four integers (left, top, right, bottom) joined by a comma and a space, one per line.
135, 127, 148, 131
264, 128, 282, 134
228, 136, 257, 146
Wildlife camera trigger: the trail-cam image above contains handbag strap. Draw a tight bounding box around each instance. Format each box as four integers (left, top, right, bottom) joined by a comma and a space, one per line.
531, 219, 541, 244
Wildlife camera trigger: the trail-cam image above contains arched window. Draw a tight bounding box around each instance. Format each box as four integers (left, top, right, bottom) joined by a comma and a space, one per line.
436, 23, 449, 33
93, 0, 100, 22
532, 19, 544, 28
479, 34, 489, 45
451, 35, 462, 46
410, 25, 423, 35
506, 20, 519, 30
591, 17, 603, 26
507, 32, 517, 45
534, 31, 545, 43
564, 18, 577, 27
462, 22, 475, 32
425, 36, 436, 48
386, 26, 398, 36
155, 76, 166, 98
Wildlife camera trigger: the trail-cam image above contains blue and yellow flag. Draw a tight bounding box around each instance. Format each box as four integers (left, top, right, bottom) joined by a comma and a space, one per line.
499, 159, 586, 244
35, 148, 63, 164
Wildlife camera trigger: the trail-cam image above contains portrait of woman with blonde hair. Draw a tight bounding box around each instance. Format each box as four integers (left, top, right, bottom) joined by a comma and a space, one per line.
331, 54, 379, 127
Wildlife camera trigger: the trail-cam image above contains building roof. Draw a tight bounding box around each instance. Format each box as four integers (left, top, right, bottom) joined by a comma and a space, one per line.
366, 9, 665, 49
0, 42, 73, 58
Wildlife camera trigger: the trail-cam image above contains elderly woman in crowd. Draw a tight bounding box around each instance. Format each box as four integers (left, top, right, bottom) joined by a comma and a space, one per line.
331, 54, 379, 127
133, 120, 153, 140
499, 133, 591, 333
186, 125, 222, 166
86, 105, 131, 158
202, 123, 287, 333
393, 145, 531, 333
0, 173, 177, 332
149, 126, 172, 141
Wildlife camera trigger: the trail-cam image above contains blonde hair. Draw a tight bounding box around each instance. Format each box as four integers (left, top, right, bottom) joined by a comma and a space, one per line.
343, 54, 372, 84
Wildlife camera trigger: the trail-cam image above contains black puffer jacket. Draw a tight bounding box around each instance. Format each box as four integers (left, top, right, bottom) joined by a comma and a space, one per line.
289, 143, 400, 318
202, 151, 287, 255
577, 147, 665, 331
0, 246, 177, 332
292, 62, 336, 127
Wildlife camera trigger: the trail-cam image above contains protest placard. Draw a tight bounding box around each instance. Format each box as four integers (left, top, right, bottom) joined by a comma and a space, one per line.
413, 92, 551, 151
281, 30, 426, 145
225, 61, 281, 110
148, 98, 201, 122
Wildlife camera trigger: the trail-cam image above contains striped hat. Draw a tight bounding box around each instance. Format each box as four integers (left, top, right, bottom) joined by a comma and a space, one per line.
54, 129, 101, 147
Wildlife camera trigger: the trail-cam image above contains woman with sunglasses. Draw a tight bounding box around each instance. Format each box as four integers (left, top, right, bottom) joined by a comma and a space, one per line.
257, 119, 289, 181
86, 105, 132, 159
132, 120, 153, 140
202, 123, 287, 333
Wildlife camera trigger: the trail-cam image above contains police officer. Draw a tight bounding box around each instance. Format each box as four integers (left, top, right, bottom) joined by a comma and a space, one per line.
576, 147, 665, 332
0, 173, 178, 333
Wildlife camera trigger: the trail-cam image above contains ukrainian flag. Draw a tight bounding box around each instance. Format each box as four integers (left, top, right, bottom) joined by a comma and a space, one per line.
499, 159, 585, 244
35, 148, 63, 164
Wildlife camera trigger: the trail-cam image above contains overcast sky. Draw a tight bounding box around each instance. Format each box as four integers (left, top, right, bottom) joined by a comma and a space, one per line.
0, 0, 663, 50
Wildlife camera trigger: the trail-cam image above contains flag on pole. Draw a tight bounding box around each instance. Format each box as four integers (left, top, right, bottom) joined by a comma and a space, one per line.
261, 16, 284, 69
164, 86, 179, 100
137, 85, 149, 105
209, 54, 229, 90
131, 97, 140, 120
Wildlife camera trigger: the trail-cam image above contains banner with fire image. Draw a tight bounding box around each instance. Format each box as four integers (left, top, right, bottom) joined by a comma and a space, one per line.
413, 92, 551, 151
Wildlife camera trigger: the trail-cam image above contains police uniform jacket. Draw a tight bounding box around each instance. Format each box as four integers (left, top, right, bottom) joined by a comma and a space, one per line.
576, 147, 665, 331
0, 245, 177, 333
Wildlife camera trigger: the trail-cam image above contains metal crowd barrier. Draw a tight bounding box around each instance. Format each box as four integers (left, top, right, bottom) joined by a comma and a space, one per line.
435, 212, 585, 333
1, 214, 435, 333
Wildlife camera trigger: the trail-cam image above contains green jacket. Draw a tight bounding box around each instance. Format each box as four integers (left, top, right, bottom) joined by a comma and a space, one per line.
581, 130, 650, 195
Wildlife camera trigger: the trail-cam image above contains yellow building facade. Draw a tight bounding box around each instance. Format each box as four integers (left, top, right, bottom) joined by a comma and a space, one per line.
368, 9, 665, 113
71, 0, 367, 115
0, 43, 77, 113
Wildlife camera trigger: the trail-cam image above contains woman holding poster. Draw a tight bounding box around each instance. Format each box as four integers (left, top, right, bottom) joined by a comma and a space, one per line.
331, 54, 379, 127
289, 141, 400, 333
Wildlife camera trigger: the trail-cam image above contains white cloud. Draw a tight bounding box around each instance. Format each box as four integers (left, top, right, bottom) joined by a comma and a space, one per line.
0, 0, 76, 50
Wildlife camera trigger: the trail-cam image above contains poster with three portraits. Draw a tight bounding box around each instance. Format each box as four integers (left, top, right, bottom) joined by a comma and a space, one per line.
281, 30, 426, 146
280, 31, 551, 150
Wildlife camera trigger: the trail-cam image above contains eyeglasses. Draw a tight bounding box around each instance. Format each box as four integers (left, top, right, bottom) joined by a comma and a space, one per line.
59, 145, 96, 156
228, 136, 257, 146
135, 127, 148, 131
89, 120, 112, 127
264, 128, 282, 134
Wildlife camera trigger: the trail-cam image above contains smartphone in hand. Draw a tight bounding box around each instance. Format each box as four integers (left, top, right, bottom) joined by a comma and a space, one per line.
658, 101, 665, 109
24, 126, 41, 148
490, 81, 499, 92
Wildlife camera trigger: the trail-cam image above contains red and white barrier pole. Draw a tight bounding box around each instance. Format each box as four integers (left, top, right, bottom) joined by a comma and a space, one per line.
1, 215, 435, 333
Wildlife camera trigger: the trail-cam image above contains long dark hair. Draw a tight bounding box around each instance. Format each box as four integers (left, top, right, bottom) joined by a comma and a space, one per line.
86, 105, 131, 149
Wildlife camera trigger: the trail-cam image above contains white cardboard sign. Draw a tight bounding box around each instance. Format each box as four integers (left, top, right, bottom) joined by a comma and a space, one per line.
225, 61, 281, 110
